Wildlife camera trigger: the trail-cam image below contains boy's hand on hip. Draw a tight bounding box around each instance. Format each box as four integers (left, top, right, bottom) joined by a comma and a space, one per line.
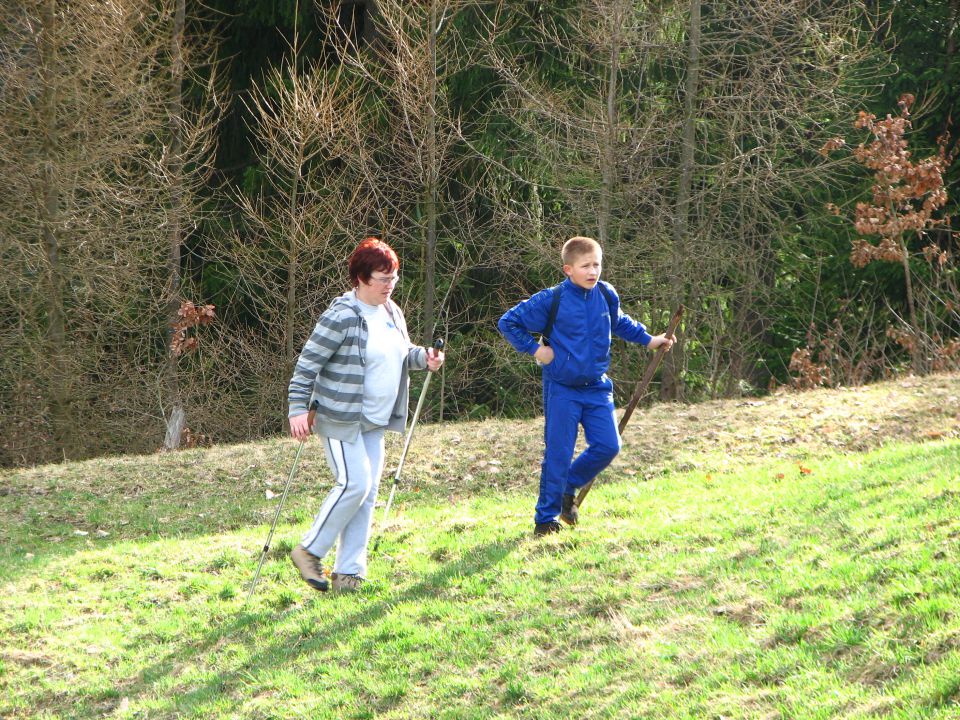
534, 344, 554, 365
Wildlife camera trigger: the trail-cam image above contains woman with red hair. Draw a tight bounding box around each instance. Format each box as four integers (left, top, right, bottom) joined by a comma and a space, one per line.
287, 238, 444, 593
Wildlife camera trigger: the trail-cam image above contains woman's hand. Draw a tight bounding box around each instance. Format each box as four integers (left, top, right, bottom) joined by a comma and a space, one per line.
289, 412, 312, 441
426, 347, 445, 371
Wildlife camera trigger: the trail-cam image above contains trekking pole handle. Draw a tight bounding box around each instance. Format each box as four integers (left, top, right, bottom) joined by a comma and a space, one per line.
427, 338, 445, 361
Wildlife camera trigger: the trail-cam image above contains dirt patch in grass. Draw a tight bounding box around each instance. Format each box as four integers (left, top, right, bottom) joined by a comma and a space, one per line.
924, 630, 960, 664
399, 372, 960, 496
848, 657, 903, 686
712, 598, 767, 627
1, 648, 52, 667
609, 372, 960, 475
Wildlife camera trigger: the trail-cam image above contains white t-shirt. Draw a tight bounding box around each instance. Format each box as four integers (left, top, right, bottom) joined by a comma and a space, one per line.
357, 297, 407, 426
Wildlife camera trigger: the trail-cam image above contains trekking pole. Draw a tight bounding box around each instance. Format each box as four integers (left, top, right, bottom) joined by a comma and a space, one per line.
246, 409, 315, 603
373, 339, 444, 552
574, 305, 685, 510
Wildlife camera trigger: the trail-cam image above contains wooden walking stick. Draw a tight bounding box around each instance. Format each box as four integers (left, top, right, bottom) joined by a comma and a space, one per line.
574, 304, 685, 510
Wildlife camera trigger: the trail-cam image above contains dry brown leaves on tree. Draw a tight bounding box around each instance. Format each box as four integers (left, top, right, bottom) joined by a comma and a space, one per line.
171, 301, 216, 356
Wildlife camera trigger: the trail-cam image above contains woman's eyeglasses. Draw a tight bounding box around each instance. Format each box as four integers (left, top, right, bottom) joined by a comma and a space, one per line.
369, 273, 400, 286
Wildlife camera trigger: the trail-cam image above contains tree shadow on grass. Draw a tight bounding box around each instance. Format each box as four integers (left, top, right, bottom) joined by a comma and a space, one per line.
0, 449, 533, 586
806, 441, 959, 519
92, 534, 524, 719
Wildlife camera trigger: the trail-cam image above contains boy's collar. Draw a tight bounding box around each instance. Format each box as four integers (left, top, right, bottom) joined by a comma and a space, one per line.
564, 277, 600, 293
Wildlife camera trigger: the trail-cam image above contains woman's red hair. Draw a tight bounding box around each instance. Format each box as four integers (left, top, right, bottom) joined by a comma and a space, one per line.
348, 237, 399, 287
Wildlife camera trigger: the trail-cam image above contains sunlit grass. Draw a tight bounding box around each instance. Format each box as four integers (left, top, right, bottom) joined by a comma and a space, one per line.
2, 376, 960, 719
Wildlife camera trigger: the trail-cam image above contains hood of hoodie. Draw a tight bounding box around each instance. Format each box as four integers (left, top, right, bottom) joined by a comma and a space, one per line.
330, 290, 363, 314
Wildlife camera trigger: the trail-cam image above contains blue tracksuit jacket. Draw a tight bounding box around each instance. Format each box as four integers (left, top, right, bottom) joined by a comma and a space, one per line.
497, 278, 652, 385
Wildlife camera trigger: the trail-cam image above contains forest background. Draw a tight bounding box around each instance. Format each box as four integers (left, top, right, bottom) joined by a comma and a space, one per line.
2, 0, 959, 467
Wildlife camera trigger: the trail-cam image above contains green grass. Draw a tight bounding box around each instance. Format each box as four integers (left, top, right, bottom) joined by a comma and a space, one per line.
2, 376, 960, 718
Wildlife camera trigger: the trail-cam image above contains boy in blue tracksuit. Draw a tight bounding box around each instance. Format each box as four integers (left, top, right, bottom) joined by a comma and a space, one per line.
498, 236, 675, 536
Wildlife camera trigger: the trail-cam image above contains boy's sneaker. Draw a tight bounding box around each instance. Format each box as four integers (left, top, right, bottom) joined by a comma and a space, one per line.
331, 572, 365, 593
290, 544, 329, 591
533, 520, 562, 536
560, 494, 579, 526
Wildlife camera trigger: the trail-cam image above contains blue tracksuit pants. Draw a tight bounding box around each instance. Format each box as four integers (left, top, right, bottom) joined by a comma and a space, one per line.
537, 376, 622, 525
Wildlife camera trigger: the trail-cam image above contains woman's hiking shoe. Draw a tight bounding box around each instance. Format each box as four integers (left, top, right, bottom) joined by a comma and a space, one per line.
331, 572, 365, 593
560, 494, 579, 526
290, 544, 329, 591
533, 520, 562, 536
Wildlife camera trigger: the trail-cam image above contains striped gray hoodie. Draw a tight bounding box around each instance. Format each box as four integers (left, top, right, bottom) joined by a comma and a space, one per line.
287, 290, 428, 441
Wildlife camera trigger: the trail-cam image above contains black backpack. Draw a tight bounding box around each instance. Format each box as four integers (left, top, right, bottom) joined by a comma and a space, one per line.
541, 282, 615, 346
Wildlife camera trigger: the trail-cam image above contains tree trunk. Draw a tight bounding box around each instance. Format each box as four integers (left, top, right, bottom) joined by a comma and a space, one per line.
422, 0, 438, 345
599, 2, 621, 246
942, 0, 960, 139
164, 0, 186, 450
40, 0, 71, 457
285, 153, 305, 389
900, 235, 923, 374
286, 10, 305, 379
728, 182, 775, 393
662, 0, 701, 401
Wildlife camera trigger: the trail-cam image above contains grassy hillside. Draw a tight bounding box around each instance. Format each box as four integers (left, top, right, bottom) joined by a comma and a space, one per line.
1, 374, 959, 719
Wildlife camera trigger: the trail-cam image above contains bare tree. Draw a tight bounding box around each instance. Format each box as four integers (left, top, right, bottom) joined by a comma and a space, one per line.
334, 0, 489, 344
485, 0, 881, 402
164, 0, 188, 449
209, 0, 513, 434
0, 1, 219, 465
657, 0, 700, 399
483, 1, 688, 402
686, 0, 882, 394
218, 45, 369, 434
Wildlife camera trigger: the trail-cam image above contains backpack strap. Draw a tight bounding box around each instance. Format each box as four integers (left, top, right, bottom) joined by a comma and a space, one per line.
540, 284, 563, 346
598, 282, 615, 318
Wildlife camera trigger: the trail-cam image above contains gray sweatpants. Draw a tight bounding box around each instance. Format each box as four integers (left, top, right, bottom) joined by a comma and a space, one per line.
302, 427, 386, 577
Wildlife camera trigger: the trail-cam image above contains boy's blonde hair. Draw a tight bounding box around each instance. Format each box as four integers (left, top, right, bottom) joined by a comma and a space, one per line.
561, 236, 602, 265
